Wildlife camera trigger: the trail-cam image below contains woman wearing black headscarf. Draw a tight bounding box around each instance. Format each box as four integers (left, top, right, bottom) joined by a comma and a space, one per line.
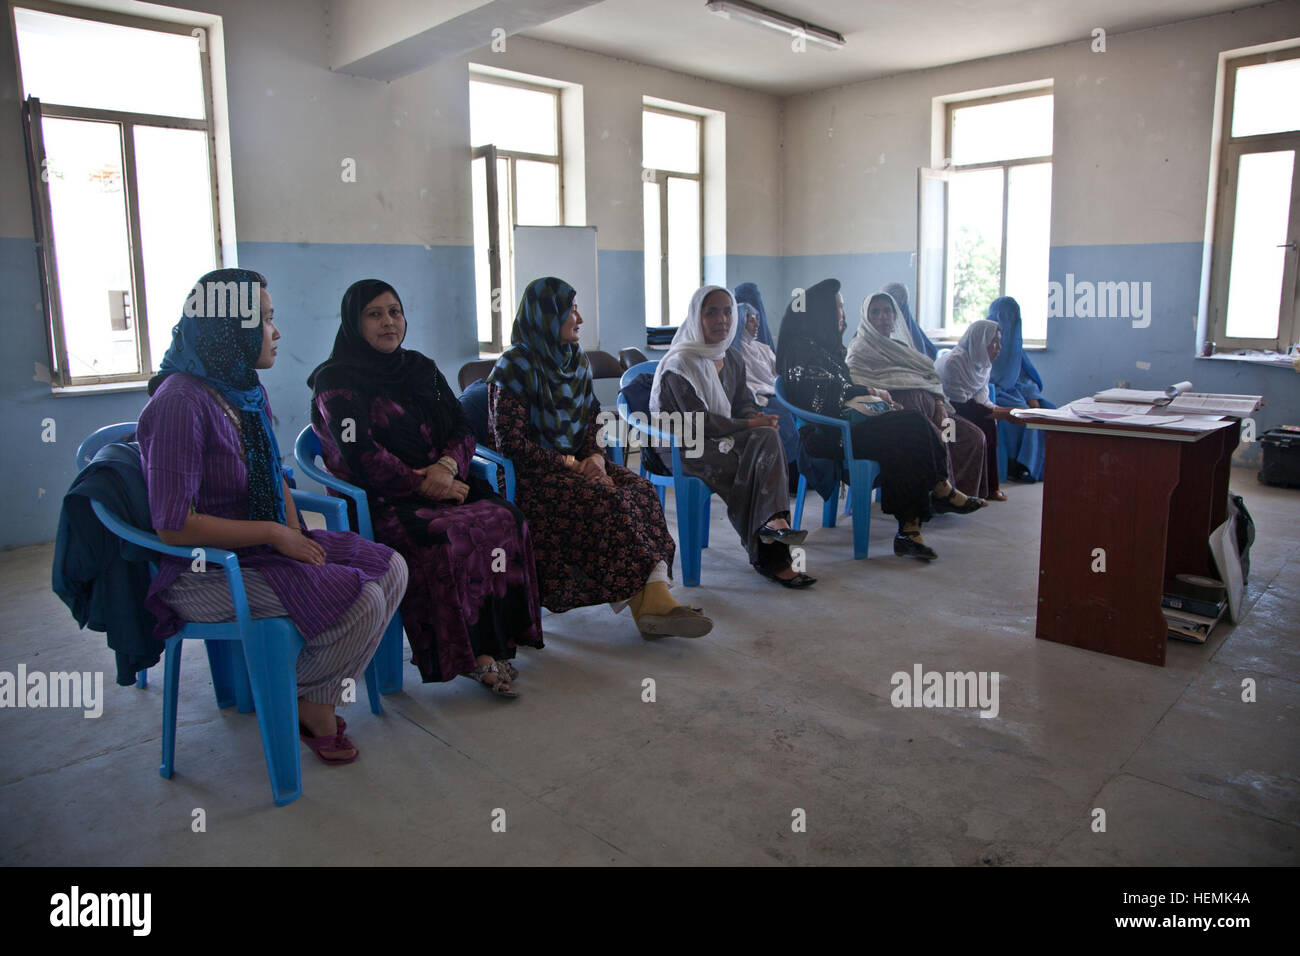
775, 279, 984, 561
309, 279, 543, 698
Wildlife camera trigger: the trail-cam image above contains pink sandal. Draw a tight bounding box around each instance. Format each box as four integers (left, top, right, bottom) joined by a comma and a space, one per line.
299, 721, 359, 765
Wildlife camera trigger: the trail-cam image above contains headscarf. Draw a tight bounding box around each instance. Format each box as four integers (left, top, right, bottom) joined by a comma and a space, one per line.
775, 278, 847, 378
650, 285, 739, 417
487, 276, 595, 453
882, 281, 938, 359
737, 302, 777, 398
935, 319, 999, 405
846, 292, 949, 403
987, 295, 1044, 405
307, 279, 462, 457
149, 267, 285, 523
732, 282, 774, 353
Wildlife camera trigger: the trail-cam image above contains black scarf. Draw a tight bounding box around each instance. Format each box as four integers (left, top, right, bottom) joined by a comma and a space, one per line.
308, 279, 462, 461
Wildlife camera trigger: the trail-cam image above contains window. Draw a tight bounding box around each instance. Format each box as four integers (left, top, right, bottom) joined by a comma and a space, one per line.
1209, 49, 1300, 352
15, 3, 221, 387
470, 75, 563, 353
920, 89, 1053, 343
643, 106, 702, 326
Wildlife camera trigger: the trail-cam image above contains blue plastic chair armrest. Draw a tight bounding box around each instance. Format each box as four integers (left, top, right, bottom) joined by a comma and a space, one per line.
289, 490, 348, 531
470, 455, 495, 484
88, 500, 257, 627
473, 445, 516, 502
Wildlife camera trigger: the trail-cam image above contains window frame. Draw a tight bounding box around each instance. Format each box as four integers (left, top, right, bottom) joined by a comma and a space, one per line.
939, 88, 1053, 344
469, 74, 564, 355
14, 0, 221, 387
642, 104, 704, 327
1208, 47, 1300, 353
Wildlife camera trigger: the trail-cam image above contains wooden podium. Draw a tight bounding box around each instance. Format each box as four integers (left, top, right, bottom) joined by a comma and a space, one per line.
1023, 415, 1240, 666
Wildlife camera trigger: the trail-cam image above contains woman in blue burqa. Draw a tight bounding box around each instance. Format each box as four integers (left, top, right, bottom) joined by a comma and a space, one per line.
988, 296, 1055, 482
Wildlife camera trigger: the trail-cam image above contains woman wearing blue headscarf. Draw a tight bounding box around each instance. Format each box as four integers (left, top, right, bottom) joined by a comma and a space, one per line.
488, 277, 713, 638
882, 282, 939, 360
987, 296, 1055, 481
137, 269, 408, 765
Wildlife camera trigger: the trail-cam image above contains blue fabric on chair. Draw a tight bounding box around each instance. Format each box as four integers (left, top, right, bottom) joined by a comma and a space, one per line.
53, 441, 161, 685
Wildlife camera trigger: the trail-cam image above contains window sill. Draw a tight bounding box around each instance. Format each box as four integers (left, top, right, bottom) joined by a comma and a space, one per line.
931, 339, 1047, 351
51, 381, 150, 397
1196, 352, 1298, 370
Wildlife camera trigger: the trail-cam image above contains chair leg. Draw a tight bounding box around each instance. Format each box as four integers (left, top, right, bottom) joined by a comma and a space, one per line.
822, 480, 839, 528
676, 481, 704, 587
135, 669, 148, 689
230, 643, 254, 714
241, 622, 304, 807
204, 640, 237, 709
793, 474, 807, 531
700, 494, 710, 549
378, 614, 405, 695
363, 658, 383, 717
847, 462, 878, 560
159, 636, 183, 780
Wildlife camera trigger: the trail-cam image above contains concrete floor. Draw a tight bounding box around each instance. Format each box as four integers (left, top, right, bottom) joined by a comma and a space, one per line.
2, 466, 1296, 866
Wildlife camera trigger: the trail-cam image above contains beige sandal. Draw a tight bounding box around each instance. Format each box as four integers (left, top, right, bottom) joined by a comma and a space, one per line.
636, 605, 714, 639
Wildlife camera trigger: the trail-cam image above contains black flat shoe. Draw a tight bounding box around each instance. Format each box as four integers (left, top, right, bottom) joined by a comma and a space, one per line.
933, 488, 986, 515
758, 525, 808, 545
754, 565, 817, 588
894, 532, 937, 561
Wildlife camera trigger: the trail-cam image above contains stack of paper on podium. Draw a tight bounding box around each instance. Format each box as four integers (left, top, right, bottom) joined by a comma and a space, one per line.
1091, 383, 1262, 418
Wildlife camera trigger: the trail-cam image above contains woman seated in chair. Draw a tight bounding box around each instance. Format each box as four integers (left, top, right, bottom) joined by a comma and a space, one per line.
308, 279, 542, 699
775, 278, 985, 562
936, 319, 1013, 502
988, 295, 1056, 482
137, 268, 407, 765
488, 276, 713, 638
848, 291, 993, 501
650, 286, 814, 589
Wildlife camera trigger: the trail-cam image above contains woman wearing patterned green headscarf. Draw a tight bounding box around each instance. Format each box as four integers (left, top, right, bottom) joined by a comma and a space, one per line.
488, 277, 713, 638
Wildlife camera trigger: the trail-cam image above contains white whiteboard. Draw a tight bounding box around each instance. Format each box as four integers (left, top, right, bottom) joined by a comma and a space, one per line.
513, 225, 599, 349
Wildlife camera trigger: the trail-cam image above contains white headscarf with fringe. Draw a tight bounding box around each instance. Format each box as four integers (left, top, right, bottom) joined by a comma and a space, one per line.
650, 285, 739, 417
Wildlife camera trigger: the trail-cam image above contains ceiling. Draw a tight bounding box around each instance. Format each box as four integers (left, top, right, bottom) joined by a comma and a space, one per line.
521, 0, 1272, 95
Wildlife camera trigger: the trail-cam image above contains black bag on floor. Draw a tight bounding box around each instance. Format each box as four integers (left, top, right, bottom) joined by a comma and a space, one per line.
1258, 426, 1300, 488
1230, 493, 1254, 583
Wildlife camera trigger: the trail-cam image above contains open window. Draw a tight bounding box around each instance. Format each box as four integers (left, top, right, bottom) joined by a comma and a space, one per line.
920, 87, 1053, 344
643, 105, 703, 326
469, 73, 564, 354
1208, 48, 1300, 352
16, 3, 222, 388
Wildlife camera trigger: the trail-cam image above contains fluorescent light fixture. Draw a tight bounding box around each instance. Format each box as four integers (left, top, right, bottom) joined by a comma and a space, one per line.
705, 0, 845, 50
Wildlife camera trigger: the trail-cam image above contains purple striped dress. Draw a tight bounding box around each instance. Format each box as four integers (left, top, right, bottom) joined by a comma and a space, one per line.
136, 373, 395, 640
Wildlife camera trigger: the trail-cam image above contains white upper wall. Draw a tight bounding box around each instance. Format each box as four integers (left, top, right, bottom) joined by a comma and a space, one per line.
781, 0, 1300, 255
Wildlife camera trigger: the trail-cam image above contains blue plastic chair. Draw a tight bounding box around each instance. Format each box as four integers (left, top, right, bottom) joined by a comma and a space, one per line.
611, 360, 712, 587
293, 426, 510, 694
769, 376, 881, 560
76, 424, 383, 806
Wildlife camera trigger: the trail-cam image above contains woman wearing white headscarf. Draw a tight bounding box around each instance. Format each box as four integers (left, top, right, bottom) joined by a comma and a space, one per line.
936, 319, 1012, 501
737, 302, 778, 403
650, 285, 814, 588
848, 291, 989, 502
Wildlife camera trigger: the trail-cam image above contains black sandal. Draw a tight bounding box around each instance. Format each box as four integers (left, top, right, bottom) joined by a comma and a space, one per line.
933, 486, 986, 514
894, 530, 937, 561
754, 564, 817, 588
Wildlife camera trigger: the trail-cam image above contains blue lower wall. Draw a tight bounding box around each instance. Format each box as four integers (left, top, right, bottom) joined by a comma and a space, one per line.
3, 236, 1293, 549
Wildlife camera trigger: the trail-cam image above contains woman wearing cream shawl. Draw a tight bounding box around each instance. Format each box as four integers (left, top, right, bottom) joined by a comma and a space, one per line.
847, 291, 989, 501
935, 319, 1011, 501
651, 285, 814, 588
